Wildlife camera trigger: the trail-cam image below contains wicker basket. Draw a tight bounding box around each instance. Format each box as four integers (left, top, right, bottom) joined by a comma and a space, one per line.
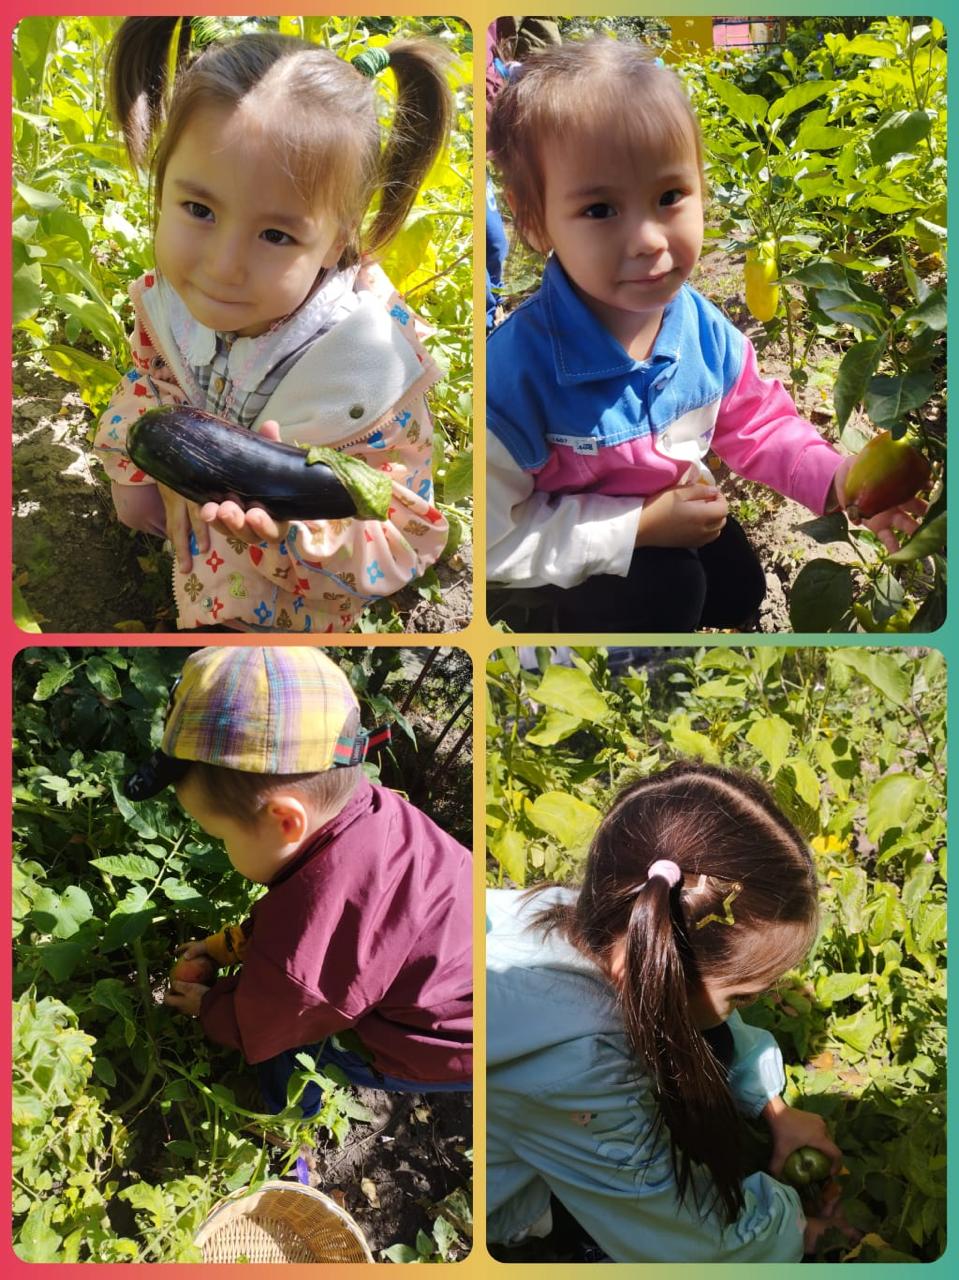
194, 1179, 373, 1263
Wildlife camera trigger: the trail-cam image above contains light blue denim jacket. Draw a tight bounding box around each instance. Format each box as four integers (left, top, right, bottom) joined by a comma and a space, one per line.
487, 887, 805, 1262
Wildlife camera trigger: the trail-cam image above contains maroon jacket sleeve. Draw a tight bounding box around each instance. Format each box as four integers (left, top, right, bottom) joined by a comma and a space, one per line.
199, 960, 355, 1061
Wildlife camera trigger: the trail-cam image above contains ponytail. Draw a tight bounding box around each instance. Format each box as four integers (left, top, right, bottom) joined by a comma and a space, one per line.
107, 17, 190, 169
364, 40, 453, 256
621, 873, 746, 1222
530, 762, 818, 1227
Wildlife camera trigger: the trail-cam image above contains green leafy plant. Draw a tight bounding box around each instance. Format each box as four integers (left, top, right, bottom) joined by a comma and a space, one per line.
380, 1144, 472, 1262
382, 1215, 466, 1263
681, 17, 946, 631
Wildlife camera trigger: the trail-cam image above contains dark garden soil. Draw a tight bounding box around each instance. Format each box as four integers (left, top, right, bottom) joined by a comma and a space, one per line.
12, 360, 472, 634
282, 1090, 473, 1260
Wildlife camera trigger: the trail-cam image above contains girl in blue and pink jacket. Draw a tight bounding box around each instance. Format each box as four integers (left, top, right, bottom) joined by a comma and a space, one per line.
486, 39, 921, 631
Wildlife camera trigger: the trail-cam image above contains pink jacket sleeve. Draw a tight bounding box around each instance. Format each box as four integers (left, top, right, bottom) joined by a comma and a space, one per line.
712, 339, 842, 514
93, 321, 188, 485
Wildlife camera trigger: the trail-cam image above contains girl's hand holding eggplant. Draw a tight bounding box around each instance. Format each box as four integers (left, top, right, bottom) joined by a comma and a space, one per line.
197, 420, 291, 546
158, 483, 210, 572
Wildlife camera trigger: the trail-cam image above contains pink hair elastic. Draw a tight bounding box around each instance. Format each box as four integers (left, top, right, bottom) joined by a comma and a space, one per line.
646, 859, 682, 888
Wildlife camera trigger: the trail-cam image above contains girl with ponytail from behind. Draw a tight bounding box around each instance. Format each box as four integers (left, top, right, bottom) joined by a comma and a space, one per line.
95, 18, 453, 631
487, 761, 856, 1261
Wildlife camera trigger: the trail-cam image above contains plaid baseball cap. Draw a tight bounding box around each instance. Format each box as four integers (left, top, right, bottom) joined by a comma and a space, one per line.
124, 647, 389, 801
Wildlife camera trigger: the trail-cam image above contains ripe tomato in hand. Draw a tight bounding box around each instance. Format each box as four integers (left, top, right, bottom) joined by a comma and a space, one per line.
170, 956, 216, 986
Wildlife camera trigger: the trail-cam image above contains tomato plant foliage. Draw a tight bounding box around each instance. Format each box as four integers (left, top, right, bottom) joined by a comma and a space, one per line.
13, 646, 472, 1261
486, 646, 945, 1261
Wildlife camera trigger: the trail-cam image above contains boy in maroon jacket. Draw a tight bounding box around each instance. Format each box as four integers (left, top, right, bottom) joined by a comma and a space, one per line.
125, 646, 472, 1116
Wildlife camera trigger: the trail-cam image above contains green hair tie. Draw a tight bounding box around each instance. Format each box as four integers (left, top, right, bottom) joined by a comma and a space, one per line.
352, 47, 391, 78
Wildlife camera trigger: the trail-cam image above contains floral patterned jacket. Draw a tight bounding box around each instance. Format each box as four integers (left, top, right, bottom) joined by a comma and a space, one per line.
94, 264, 446, 631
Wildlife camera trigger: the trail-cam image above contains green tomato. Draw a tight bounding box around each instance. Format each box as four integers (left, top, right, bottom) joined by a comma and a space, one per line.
782, 1146, 832, 1188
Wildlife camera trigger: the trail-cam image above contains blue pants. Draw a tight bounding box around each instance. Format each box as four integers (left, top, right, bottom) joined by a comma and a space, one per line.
257, 1040, 471, 1118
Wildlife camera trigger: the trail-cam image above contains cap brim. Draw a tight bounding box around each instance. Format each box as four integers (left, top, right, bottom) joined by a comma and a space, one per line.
124, 750, 191, 801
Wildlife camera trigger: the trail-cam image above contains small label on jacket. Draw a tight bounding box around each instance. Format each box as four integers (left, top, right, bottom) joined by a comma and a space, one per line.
545, 433, 600, 455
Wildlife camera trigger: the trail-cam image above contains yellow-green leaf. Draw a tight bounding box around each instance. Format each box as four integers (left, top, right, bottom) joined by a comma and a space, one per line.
867, 773, 925, 841
13, 582, 42, 632
664, 714, 719, 764
527, 792, 601, 850
45, 345, 119, 412
526, 709, 583, 746
786, 757, 820, 810
532, 666, 608, 723
491, 825, 527, 886
746, 715, 793, 776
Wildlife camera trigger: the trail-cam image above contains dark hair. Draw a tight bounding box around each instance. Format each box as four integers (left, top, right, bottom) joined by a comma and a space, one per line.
489, 36, 703, 252
108, 18, 452, 267
531, 762, 818, 1224
184, 709, 363, 820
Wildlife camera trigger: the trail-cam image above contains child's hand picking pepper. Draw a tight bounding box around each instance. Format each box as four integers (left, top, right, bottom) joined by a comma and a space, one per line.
165, 942, 217, 1015
824, 458, 921, 552
170, 943, 217, 987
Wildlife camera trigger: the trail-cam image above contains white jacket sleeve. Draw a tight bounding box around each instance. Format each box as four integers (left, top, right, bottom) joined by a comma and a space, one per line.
487, 434, 644, 588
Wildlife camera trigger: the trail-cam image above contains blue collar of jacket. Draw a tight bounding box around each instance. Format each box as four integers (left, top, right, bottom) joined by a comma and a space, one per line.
541, 255, 683, 387
487, 260, 744, 471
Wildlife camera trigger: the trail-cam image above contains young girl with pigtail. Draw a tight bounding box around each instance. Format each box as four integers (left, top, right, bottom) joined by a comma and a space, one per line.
94, 18, 453, 631
487, 762, 856, 1262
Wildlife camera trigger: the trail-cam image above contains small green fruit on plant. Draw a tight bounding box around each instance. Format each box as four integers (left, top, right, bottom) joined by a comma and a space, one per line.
782, 1146, 832, 1188
170, 956, 216, 986
843, 430, 931, 520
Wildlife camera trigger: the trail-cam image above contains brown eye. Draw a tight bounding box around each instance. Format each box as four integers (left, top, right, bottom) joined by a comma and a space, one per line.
583, 203, 616, 220
184, 201, 213, 220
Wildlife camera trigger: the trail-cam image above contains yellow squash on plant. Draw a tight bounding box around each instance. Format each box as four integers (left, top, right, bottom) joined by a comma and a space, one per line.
744, 240, 779, 323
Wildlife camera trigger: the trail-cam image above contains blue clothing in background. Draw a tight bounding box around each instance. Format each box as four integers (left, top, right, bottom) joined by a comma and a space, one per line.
486, 173, 509, 329
486, 887, 805, 1262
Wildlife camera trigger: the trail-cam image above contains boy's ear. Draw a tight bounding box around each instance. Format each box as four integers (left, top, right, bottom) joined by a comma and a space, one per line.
262, 793, 309, 845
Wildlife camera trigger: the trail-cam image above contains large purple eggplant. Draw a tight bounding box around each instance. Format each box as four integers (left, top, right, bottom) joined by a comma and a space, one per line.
126, 407, 365, 521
